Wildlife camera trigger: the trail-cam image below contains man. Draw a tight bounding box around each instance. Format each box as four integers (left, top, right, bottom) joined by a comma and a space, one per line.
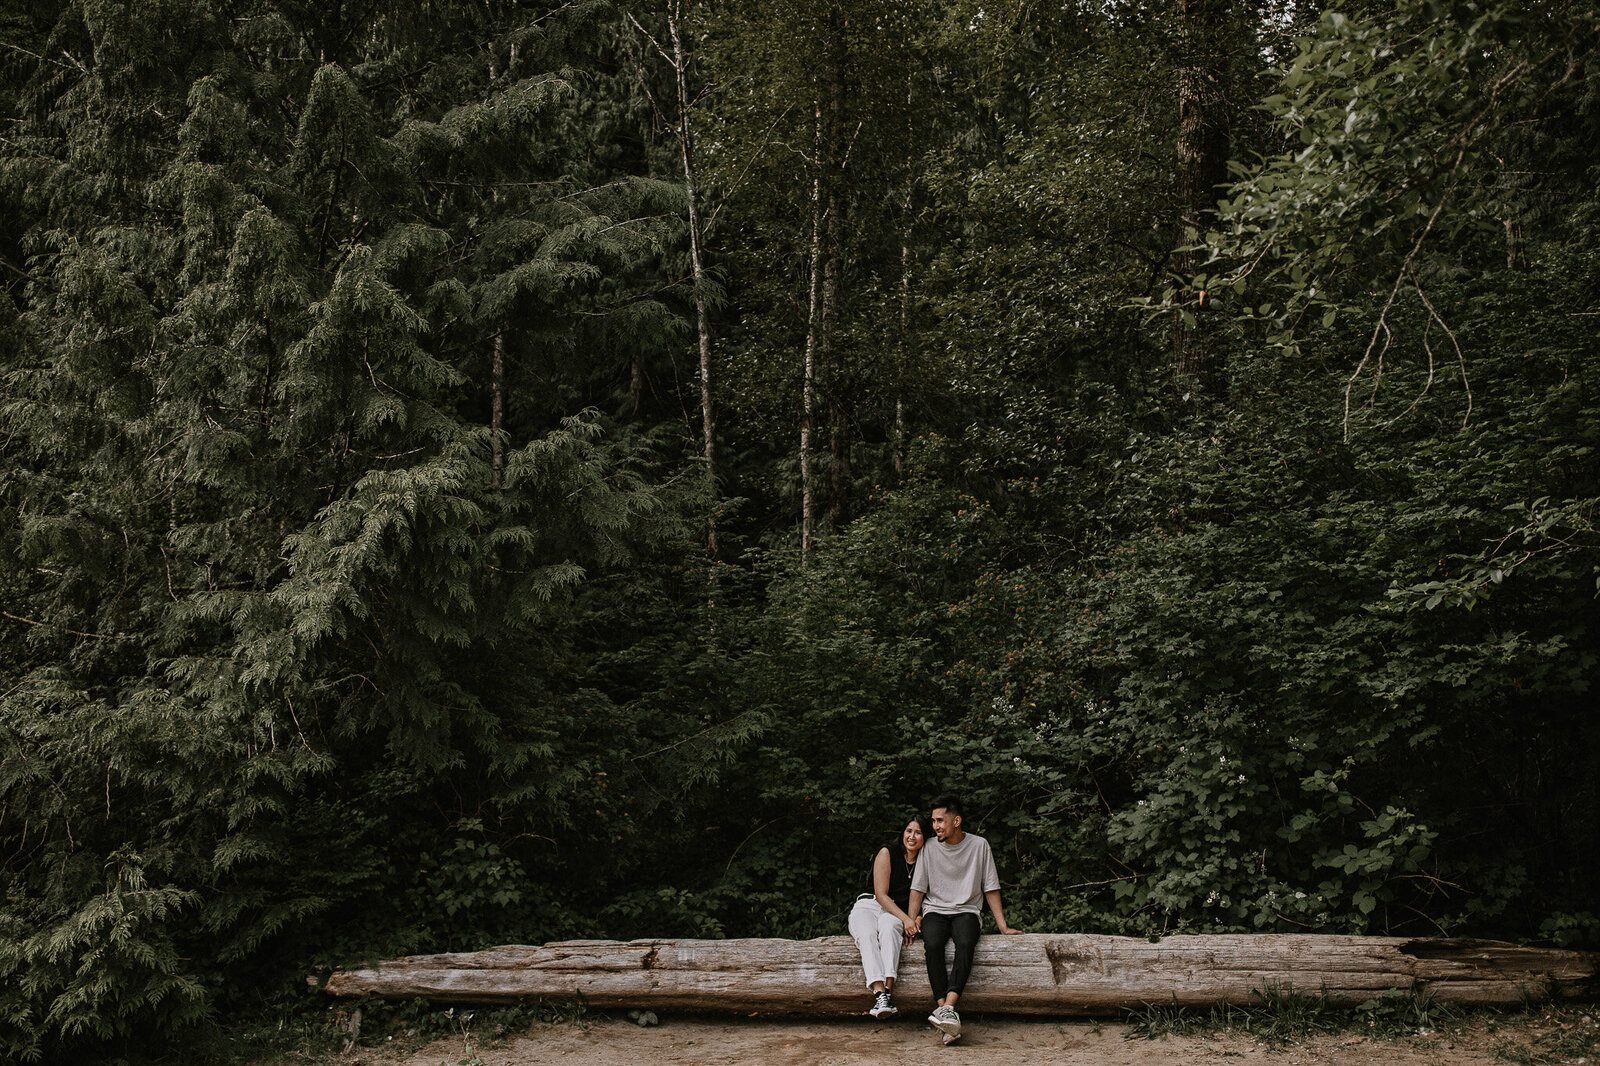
906, 793, 1022, 1045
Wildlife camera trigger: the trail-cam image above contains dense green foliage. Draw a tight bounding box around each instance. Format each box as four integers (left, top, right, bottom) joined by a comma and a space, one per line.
2, 0, 1597, 1060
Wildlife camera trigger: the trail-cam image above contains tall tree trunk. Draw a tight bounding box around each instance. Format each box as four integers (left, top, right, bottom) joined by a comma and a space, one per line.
666, 3, 718, 559
894, 195, 912, 481
828, 396, 849, 530
1504, 214, 1525, 270
800, 101, 824, 561
1172, 0, 1231, 397
822, 173, 845, 532
894, 74, 914, 482
822, 22, 847, 532
491, 332, 505, 488
802, 8, 851, 554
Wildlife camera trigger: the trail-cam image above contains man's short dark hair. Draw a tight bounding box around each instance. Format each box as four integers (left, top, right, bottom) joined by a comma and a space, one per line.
930, 793, 963, 818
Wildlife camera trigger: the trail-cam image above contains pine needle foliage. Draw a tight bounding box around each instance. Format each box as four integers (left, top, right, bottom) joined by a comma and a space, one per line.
0, 1, 706, 1059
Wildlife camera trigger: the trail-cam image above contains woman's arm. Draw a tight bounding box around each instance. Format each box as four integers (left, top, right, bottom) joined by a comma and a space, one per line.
905, 890, 923, 938
872, 848, 914, 927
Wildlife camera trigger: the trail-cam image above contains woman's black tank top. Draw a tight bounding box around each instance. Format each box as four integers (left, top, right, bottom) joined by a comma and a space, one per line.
867, 845, 916, 912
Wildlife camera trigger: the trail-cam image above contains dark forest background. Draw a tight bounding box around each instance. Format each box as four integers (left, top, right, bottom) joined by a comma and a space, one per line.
2, 0, 1598, 1059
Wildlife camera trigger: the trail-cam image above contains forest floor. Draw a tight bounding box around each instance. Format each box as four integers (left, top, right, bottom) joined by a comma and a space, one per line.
297, 1005, 1600, 1066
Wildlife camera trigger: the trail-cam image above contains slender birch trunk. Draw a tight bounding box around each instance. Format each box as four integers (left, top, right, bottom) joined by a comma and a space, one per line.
666, 3, 718, 558
895, 73, 913, 482
800, 102, 823, 560
823, 182, 845, 532
894, 240, 909, 481
822, 30, 846, 532
491, 333, 505, 488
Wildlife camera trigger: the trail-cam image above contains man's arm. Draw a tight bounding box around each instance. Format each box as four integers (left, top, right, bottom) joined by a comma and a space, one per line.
984, 889, 1022, 934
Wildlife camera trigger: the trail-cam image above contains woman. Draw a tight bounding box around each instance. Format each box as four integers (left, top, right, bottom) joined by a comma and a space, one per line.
847, 813, 932, 1019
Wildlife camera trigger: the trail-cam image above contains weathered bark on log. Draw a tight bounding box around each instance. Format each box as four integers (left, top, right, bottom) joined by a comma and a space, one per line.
320, 934, 1598, 1015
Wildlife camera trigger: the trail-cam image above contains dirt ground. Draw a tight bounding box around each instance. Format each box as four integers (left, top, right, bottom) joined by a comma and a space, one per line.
383, 1009, 1598, 1066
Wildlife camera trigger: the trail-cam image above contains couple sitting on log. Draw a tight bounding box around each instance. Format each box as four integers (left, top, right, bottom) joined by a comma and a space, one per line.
847, 793, 1022, 1045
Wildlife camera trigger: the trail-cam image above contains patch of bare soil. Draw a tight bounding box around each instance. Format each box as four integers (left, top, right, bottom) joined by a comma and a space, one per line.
388, 1010, 1597, 1066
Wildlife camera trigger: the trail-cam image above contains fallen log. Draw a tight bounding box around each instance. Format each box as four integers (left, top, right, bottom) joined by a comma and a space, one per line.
320, 934, 1599, 1015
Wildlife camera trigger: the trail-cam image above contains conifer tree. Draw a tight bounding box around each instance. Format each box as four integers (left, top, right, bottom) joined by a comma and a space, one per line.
0, 1, 699, 1056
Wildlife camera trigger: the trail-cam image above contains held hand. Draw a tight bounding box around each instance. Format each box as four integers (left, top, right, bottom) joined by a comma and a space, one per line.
903, 916, 921, 939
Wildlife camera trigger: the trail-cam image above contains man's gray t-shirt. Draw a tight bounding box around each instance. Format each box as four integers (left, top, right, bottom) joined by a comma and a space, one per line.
911, 832, 1000, 916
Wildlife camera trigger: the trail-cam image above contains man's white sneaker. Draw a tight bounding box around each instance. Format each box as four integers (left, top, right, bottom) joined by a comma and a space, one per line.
929, 1005, 961, 1038
942, 1030, 962, 1045
869, 990, 897, 1019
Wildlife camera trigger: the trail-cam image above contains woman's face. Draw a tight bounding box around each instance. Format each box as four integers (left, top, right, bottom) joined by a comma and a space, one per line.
902, 819, 925, 855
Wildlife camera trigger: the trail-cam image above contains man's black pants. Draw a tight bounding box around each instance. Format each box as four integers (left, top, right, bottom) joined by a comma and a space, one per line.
920, 911, 980, 1001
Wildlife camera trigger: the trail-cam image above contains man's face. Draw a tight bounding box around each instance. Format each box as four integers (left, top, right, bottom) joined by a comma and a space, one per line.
931, 807, 960, 841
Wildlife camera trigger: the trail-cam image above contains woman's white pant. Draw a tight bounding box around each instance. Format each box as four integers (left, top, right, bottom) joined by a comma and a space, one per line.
848, 896, 906, 991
